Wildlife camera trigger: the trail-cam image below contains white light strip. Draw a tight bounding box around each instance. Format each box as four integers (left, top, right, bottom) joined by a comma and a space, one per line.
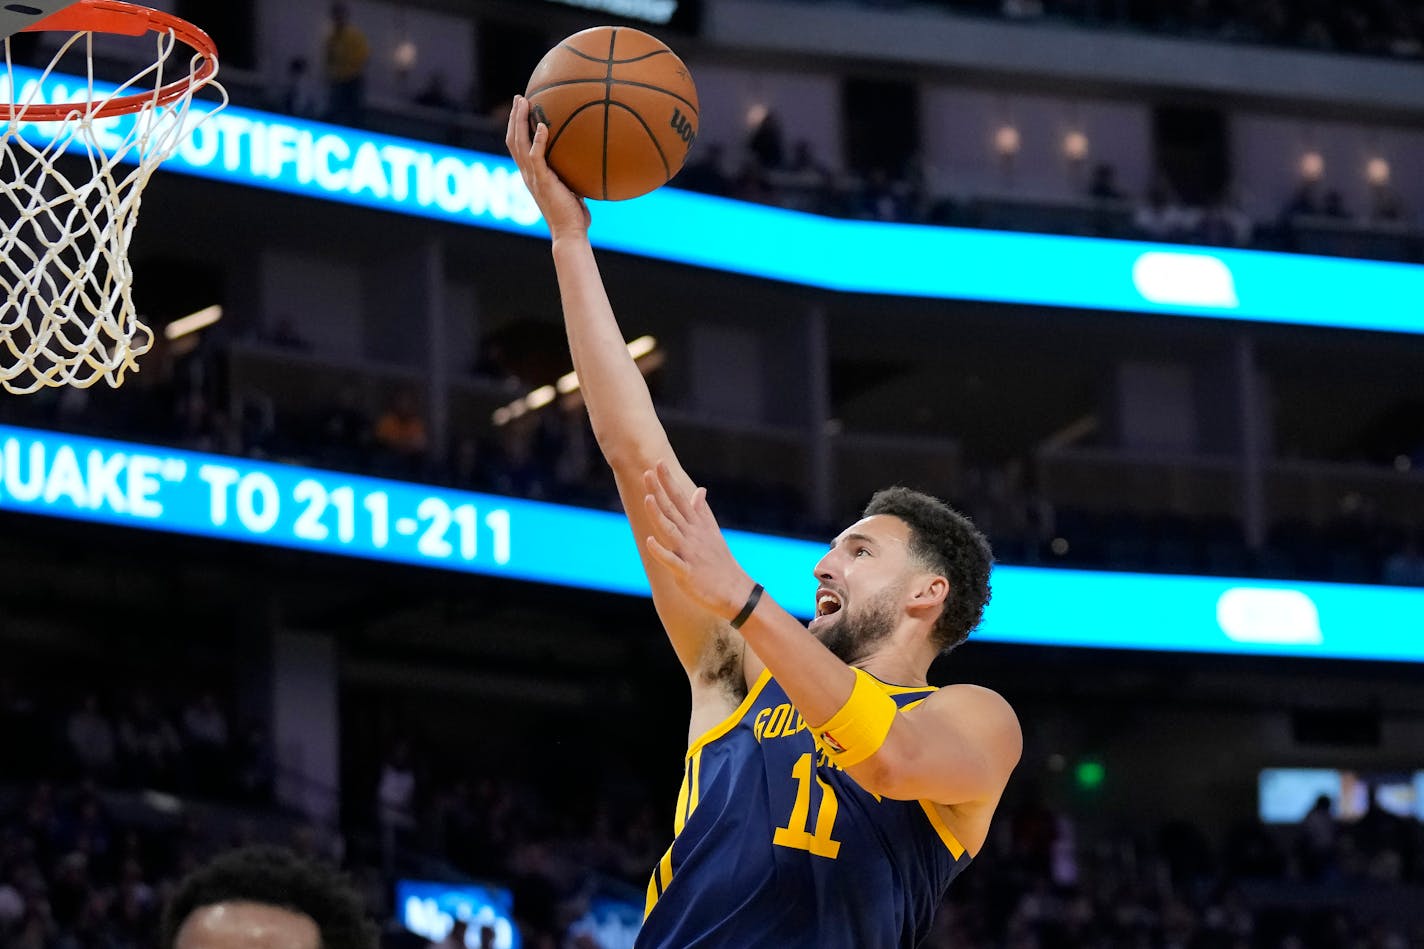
163, 305, 223, 340
626, 335, 657, 360
494, 336, 658, 425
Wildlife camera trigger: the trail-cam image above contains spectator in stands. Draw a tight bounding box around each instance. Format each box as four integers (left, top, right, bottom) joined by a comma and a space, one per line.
117, 692, 182, 791
550, 407, 597, 503
373, 388, 430, 476
183, 693, 229, 751
1198, 191, 1254, 246
183, 692, 230, 796
315, 385, 371, 471
1320, 188, 1351, 218
236, 391, 279, 458
116, 855, 159, 935
488, 415, 546, 499
677, 142, 732, 196
784, 139, 835, 195
275, 56, 322, 118
1133, 184, 1199, 241
448, 435, 486, 491
234, 720, 276, 805
414, 72, 459, 112
377, 741, 417, 874
323, 3, 370, 128
0, 875, 21, 933
858, 167, 906, 221
1298, 793, 1336, 881
161, 845, 379, 949
263, 315, 311, 351
67, 794, 113, 870
747, 108, 786, 171
1370, 181, 1408, 223
1281, 179, 1323, 219
66, 694, 117, 781
1088, 162, 1125, 200
0, 676, 43, 778
732, 153, 775, 204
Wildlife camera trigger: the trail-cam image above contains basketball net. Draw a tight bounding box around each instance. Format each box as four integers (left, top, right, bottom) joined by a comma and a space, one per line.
0, 5, 225, 394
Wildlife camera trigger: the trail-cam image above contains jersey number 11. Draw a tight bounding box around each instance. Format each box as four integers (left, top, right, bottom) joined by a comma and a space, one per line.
772, 753, 843, 859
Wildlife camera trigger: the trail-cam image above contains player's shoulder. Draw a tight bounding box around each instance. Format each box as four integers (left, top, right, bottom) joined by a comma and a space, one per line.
920, 684, 1021, 738
933, 682, 1014, 705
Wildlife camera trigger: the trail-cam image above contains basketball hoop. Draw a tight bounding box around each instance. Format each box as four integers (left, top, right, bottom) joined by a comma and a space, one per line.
0, 0, 225, 394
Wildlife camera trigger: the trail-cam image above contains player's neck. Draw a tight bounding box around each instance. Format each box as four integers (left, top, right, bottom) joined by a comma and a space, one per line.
853, 635, 932, 688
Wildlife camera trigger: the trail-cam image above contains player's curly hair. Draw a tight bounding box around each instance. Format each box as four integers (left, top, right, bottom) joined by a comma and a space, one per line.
160, 845, 379, 949
863, 486, 993, 652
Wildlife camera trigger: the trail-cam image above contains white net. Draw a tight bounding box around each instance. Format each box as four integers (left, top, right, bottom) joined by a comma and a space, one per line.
0, 23, 224, 394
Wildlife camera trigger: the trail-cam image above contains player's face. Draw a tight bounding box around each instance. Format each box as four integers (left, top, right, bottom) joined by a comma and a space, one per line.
174, 901, 321, 949
810, 514, 915, 663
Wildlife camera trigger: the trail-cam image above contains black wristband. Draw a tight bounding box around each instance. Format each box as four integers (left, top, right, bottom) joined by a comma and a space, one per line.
729, 583, 764, 630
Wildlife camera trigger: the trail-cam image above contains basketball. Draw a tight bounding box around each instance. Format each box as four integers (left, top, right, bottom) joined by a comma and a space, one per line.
524, 26, 699, 202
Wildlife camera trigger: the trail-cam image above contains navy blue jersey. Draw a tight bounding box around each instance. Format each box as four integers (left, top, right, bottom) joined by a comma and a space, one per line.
637, 670, 971, 949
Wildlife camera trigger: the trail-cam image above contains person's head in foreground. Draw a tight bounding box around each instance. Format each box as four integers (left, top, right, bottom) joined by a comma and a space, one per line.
811, 486, 993, 666
161, 845, 378, 949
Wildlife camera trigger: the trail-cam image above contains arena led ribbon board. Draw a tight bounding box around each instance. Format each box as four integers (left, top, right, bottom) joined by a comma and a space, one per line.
5, 66, 1424, 335
537, 0, 702, 31
2, 424, 1423, 664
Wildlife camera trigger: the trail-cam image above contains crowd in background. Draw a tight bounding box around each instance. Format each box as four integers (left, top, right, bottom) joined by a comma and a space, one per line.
235, 3, 1424, 269
0, 677, 274, 813
923, 0, 1424, 59
4, 339, 1421, 590
672, 116, 1417, 265
4, 660, 1424, 948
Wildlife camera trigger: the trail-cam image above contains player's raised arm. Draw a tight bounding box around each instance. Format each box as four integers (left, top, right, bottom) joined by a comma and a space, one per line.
506, 96, 756, 696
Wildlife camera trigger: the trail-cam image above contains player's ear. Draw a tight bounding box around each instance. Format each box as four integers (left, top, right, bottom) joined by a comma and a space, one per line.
907, 574, 949, 610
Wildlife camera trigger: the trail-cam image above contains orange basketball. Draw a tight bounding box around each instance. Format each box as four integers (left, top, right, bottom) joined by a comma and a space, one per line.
525, 26, 699, 202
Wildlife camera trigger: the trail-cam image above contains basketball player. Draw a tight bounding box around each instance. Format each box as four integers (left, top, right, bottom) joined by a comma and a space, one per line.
507, 96, 1021, 948
161, 845, 378, 949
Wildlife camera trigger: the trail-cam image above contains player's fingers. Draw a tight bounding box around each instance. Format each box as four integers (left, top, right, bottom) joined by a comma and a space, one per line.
507, 99, 534, 180
657, 461, 696, 521
645, 535, 687, 578
530, 121, 551, 168
644, 468, 683, 526
691, 486, 722, 528
643, 492, 682, 541
512, 97, 528, 149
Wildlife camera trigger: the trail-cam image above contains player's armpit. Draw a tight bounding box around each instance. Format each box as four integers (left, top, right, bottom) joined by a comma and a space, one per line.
610, 463, 757, 689
848, 684, 1022, 806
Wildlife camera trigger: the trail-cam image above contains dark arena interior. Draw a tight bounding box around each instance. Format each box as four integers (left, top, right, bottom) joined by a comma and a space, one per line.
1, 0, 1423, 947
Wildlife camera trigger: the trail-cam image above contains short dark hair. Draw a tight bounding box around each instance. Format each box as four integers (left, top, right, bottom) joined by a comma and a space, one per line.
160, 845, 378, 949
862, 486, 992, 652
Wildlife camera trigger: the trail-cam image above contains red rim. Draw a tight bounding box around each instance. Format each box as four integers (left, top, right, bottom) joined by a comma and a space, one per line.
3, 0, 218, 121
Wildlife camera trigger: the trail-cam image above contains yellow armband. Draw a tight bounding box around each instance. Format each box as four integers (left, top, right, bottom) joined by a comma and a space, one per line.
813, 669, 898, 767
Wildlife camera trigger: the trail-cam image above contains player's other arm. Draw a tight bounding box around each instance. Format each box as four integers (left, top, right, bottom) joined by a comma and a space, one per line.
853, 684, 1022, 806
642, 463, 1021, 806
725, 586, 1021, 806
506, 96, 751, 684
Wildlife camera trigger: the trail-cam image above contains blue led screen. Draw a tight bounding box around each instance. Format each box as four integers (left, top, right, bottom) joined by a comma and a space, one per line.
3, 425, 1423, 663
7, 67, 1424, 334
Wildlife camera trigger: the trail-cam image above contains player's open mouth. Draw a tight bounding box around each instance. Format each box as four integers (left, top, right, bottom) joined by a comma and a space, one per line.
815, 590, 843, 617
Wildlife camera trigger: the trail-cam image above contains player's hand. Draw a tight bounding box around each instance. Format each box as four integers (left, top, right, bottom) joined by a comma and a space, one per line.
506, 95, 591, 240
643, 461, 758, 625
